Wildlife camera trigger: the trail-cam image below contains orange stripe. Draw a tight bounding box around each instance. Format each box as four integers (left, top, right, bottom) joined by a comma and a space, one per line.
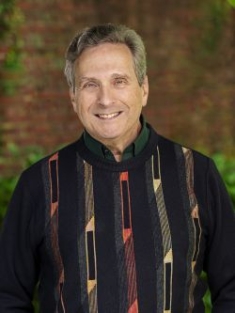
120, 171, 128, 181
120, 171, 139, 312
123, 229, 132, 243
128, 298, 138, 313
49, 153, 59, 162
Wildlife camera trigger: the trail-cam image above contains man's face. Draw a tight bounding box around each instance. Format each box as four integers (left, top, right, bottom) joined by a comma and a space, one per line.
70, 43, 149, 149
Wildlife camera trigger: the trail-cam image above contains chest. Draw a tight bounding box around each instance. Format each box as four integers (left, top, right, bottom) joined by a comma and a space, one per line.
41, 156, 205, 312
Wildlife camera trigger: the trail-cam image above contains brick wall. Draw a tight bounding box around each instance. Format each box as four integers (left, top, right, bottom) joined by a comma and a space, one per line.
1, 0, 234, 174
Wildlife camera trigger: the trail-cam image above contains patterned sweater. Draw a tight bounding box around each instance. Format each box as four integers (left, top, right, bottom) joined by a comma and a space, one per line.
0, 126, 235, 313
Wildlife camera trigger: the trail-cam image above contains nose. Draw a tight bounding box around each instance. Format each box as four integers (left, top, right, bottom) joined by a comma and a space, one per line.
97, 85, 114, 106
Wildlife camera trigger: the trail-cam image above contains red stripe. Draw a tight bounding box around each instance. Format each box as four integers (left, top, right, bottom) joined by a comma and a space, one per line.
120, 171, 139, 312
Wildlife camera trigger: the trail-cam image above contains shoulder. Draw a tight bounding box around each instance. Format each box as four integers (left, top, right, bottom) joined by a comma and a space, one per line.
152, 129, 212, 170
146, 124, 213, 173
19, 139, 81, 191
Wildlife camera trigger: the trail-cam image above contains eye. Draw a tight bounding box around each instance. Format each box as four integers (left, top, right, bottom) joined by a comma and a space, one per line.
78, 79, 99, 90
114, 77, 127, 87
83, 81, 98, 89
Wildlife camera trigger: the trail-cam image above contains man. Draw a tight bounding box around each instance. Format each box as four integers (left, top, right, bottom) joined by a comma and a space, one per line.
0, 23, 235, 313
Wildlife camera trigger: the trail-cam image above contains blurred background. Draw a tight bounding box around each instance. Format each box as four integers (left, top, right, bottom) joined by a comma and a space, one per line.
1, 0, 235, 170
0, 1, 235, 311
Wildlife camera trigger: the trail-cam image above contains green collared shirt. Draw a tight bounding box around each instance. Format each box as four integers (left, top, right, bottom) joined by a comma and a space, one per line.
83, 117, 150, 161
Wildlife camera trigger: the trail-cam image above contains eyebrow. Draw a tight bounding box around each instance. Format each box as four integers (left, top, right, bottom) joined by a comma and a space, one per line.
78, 73, 130, 80
111, 73, 130, 80
76, 73, 131, 86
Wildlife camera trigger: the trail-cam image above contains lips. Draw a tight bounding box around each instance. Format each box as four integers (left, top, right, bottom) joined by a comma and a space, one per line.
95, 112, 121, 119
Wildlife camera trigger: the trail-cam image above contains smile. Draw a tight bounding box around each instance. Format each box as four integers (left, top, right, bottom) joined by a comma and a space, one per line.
96, 112, 121, 119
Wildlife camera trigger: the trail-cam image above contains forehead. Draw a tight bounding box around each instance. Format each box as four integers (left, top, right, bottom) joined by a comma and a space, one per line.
74, 43, 135, 74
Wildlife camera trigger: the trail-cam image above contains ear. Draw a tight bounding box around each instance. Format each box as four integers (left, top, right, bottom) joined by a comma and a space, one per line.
141, 75, 149, 107
69, 88, 77, 113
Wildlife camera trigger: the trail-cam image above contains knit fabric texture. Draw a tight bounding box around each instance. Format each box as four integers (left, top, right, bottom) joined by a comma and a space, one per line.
0, 125, 235, 313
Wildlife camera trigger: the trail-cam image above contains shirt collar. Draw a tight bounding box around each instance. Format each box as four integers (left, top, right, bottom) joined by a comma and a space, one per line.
83, 116, 149, 161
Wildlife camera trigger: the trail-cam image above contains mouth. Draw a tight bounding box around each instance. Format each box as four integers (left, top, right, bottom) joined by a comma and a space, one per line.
95, 112, 122, 120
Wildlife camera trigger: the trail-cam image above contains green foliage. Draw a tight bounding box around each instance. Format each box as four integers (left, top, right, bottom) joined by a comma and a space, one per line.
0, 0, 23, 39
193, 0, 230, 58
204, 289, 212, 313
0, 174, 18, 225
0, 0, 24, 95
212, 153, 235, 207
0, 0, 16, 38
227, 0, 235, 8
0, 144, 44, 227
201, 270, 212, 312
0, 179, 21, 223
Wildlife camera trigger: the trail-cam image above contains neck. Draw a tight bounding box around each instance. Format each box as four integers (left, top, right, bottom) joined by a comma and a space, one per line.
111, 151, 123, 162
101, 122, 142, 162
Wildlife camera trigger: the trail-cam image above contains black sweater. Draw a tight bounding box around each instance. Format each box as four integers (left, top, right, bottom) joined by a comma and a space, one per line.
0, 127, 235, 313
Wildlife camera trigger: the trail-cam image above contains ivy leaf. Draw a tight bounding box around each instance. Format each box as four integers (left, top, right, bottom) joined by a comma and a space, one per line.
227, 0, 235, 7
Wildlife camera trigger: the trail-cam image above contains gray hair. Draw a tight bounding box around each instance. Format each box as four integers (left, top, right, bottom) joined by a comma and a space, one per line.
64, 23, 147, 91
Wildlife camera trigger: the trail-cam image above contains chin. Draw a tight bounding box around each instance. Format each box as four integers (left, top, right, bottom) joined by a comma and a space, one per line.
99, 134, 121, 140
97, 128, 122, 139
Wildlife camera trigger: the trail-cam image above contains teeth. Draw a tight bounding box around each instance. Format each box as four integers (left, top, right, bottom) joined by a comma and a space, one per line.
97, 112, 119, 119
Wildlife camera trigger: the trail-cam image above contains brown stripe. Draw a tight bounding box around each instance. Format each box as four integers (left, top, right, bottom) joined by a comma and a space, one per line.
182, 148, 202, 312
48, 153, 65, 312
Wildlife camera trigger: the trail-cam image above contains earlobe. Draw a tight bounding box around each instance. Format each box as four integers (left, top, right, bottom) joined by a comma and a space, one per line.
69, 88, 75, 102
69, 88, 77, 113
142, 75, 149, 107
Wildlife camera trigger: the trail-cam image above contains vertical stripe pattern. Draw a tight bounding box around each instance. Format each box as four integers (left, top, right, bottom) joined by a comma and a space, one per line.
39, 133, 207, 312
182, 148, 202, 310
152, 149, 173, 313
120, 172, 139, 313
48, 153, 65, 313
84, 161, 98, 313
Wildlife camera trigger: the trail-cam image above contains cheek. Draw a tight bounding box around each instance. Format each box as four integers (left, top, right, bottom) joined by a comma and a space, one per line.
77, 93, 96, 108
126, 88, 144, 104
76, 101, 92, 124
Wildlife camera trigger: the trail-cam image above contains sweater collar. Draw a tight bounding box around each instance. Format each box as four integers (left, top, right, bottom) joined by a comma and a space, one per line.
83, 116, 149, 161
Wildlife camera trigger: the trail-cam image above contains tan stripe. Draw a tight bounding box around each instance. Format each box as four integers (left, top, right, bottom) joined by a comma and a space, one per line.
152, 150, 173, 311
86, 216, 95, 232
182, 147, 202, 312
84, 162, 98, 313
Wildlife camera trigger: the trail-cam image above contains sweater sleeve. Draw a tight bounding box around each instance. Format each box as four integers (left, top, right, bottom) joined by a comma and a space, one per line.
0, 171, 41, 312
203, 160, 235, 312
